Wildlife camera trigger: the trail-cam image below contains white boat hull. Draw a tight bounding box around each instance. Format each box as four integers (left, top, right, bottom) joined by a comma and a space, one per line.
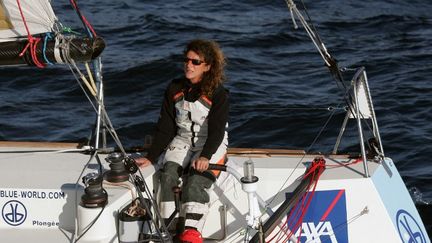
0, 142, 429, 243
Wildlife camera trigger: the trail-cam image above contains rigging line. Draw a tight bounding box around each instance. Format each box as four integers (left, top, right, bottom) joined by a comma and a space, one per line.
67, 61, 98, 111
69, 0, 97, 38
290, 3, 350, 105
308, 77, 365, 151
298, 0, 346, 87
99, 106, 127, 155
273, 216, 291, 242
230, 106, 345, 111
136, 169, 171, 242
286, 0, 349, 97
305, 107, 338, 153
79, 82, 124, 154
43, 33, 54, 65
67, 60, 127, 155
311, 69, 372, 141
93, 60, 104, 150
85, 62, 98, 92
299, 0, 325, 52
59, 47, 127, 243
285, 164, 324, 242
69, 59, 97, 96
95, 153, 104, 174
86, 58, 127, 154
0, 148, 91, 154
311, 206, 368, 243
317, 73, 378, 154
262, 154, 304, 213
263, 99, 340, 211
131, 174, 170, 243
67, 60, 100, 119
274, 218, 296, 243
103, 104, 345, 111
286, 3, 330, 66
266, 214, 292, 242
15, 0, 45, 68
269, 161, 324, 243
264, 84, 368, 212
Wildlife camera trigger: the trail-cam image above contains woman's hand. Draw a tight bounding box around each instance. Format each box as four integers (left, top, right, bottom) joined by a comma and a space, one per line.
192, 156, 209, 172
135, 157, 152, 168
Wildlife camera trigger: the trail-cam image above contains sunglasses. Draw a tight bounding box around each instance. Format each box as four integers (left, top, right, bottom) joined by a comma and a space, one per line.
184, 57, 205, 66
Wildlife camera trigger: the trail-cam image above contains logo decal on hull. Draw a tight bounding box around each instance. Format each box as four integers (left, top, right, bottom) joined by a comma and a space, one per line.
287, 189, 348, 243
2, 200, 27, 226
396, 209, 427, 243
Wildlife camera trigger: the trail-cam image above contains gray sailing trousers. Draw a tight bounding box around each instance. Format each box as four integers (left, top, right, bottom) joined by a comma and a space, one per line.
158, 137, 227, 231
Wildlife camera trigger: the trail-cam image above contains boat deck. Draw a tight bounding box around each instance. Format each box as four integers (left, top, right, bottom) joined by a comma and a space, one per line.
0, 141, 391, 243
0, 141, 380, 188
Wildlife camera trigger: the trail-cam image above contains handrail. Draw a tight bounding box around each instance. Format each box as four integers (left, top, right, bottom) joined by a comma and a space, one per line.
332, 66, 385, 177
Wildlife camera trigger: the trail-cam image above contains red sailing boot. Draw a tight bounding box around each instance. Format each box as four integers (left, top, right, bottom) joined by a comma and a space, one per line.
178, 229, 203, 243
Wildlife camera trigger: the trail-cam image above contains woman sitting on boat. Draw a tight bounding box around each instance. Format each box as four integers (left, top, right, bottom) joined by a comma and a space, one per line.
135, 39, 229, 242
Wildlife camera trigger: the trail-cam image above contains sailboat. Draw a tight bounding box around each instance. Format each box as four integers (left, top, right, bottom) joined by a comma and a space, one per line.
0, 0, 429, 242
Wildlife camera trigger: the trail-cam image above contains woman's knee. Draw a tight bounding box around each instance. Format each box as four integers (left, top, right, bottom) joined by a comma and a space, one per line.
161, 161, 183, 179
182, 172, 215, 203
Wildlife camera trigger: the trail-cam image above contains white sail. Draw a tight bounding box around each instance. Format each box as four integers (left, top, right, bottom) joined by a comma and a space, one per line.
0, 0, 57, 42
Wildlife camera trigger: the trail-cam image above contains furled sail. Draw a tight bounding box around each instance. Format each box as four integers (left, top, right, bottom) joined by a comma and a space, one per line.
0, 0, 104, 67
0, 4, 13, 30
0, 0, 56, 42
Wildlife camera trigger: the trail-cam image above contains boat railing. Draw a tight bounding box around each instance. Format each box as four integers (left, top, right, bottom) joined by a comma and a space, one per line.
333, 67, 385, 177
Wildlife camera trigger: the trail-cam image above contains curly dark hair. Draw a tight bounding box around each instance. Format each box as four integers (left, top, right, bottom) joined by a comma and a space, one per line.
184, 39, 226, 97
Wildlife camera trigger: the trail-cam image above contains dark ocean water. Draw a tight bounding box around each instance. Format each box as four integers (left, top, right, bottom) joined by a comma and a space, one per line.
0, 0, 431, 234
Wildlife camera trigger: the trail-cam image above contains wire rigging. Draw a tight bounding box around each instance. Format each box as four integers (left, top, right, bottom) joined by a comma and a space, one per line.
285, 0, 355, 116
256, 2, 383, 241
69, 0, 97, 38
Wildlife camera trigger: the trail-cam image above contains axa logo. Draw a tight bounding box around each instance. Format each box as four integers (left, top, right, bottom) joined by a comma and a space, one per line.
286, 189, 348, 243
2, 200, 27, 226
295, 221, 338, 243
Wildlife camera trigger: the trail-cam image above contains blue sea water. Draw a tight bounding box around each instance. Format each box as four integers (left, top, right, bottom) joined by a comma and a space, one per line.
0, 0, 431, 233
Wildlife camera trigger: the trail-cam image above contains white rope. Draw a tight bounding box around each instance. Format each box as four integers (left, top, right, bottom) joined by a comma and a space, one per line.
103, 181, 136, 200
54, 35, 64, 63
85, 62, 98, 93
